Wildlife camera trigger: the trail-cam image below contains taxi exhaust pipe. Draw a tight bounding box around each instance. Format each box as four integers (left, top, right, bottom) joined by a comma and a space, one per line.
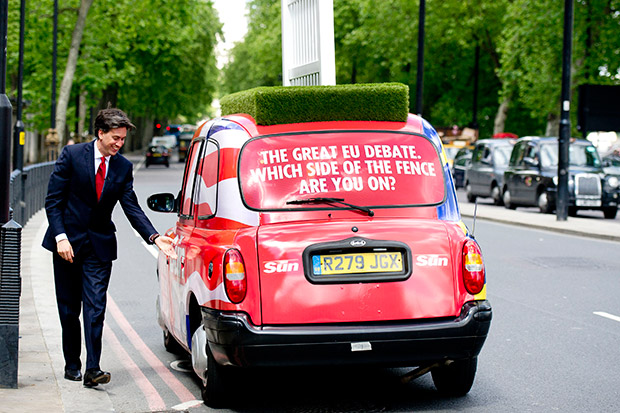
400, 360, 453, 384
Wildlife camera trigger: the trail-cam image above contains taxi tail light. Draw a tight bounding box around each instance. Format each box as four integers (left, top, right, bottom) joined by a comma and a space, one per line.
462, 239, 485, 295
224, 249, 247, 304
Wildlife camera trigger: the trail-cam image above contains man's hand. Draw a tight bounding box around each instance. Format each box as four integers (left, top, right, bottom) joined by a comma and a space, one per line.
57, 239, 74, 263
154, 235, 177, 259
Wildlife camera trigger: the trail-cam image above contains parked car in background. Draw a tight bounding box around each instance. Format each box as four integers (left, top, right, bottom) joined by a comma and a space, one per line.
147, 84, 491, 407
452, 147, 473, 189
178, 131, 194, 162
145, 145, 170, 168
502, 137, 619, 218
465, 139, 515, 204
150, 135, 177, 150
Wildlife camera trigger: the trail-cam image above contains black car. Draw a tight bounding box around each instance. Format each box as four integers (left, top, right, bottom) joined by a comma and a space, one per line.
452, 147, 472, 189
465, 139, 515, 204
145, 145, 170, 167
502, 137, 619, 218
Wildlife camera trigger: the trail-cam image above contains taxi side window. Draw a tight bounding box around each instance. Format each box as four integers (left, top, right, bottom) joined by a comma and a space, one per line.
523, 144, 538, 166
194, 139, 219, 219
472, 145, 484, 164
510, 142, 526, 166
179, 140, 205, 218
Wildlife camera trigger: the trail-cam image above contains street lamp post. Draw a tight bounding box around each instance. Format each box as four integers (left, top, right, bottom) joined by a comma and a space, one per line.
12, 0, 26, 172
1, 0, 13, 225
557, 0, 574, 221
51, 0, 58, 130
415, 0, 425, 116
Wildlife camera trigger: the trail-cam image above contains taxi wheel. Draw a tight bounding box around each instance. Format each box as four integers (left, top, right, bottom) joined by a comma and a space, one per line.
537, 191, 553, 214
465, 183, 477, 203
201, 346, 228, 407
163, 329, 184, 355
431, 357, 477, 397
491, 185, 503, 206
603, 207, 618, 219
503, 188, 516, 210
568, 207, 578, 217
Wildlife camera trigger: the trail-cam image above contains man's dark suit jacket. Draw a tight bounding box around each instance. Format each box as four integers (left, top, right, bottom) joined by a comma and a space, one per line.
43, 140, 156, 262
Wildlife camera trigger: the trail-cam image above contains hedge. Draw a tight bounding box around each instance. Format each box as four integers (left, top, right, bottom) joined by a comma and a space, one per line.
219, 83, 410, 125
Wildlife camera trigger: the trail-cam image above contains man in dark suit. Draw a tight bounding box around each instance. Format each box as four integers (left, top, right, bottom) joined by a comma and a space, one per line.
42, 108, 176, 387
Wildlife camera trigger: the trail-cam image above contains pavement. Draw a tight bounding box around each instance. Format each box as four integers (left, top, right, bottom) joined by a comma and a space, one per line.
1, 193, 618, 412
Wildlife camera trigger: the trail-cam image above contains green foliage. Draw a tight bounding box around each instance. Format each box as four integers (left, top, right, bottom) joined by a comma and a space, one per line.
221, 0, 282, 94
6, 0, 222, 133
222, 0, 620, 138
498, 0, 620, 133
220, 83, 410, 125
7, 0, 620, 137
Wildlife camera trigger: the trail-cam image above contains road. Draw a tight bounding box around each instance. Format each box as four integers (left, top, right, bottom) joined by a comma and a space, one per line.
99, 156, 620, 412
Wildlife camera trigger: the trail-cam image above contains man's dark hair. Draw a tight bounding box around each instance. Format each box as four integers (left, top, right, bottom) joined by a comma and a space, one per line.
94, 108, 136, 137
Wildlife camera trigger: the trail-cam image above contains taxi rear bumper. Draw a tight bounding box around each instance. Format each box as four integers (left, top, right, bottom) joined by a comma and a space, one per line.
201, 300, 492, 368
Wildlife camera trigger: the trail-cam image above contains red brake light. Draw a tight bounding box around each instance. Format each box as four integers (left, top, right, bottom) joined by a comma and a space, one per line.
166, 126, 171, 131
224, 249, 247, 303
462, 239, 485, 294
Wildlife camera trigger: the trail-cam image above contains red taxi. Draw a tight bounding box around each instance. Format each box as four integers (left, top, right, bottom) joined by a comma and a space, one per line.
148, 84, 491, 406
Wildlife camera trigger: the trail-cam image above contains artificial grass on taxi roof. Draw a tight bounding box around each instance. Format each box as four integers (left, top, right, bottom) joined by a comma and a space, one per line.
219, 83, 410, 125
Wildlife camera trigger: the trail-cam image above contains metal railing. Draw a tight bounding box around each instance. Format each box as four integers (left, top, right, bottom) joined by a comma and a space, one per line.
9, 161, 55, 226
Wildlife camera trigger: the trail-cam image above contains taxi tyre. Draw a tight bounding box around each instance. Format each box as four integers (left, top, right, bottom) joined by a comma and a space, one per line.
465, 183, 477, 203
502, 187, 516, 210
201, 345, 229, 408
491, 184, 503, 206
431, 357, 477, 396
537, 190, 553, 214
163, 329, 185, 355
603, 206, 618, 219
568, 206, 578, 217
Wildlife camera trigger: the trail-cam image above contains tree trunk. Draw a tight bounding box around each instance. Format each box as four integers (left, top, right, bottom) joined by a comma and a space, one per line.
55, 0, 94, 144
493, 97, 510, 135
77, 89, 86, 142
545, 113, 560, 137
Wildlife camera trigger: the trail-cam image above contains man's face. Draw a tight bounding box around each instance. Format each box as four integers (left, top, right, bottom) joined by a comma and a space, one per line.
97, 127, 127, 157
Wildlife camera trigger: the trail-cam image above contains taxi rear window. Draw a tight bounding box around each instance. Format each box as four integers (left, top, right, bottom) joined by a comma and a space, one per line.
239, 131, 445, 210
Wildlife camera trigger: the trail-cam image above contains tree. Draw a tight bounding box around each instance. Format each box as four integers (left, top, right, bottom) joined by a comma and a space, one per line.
221, 0, 282, 93
7, 0, 222, 145
497, 0, 620, 136
55, 0, 93, 143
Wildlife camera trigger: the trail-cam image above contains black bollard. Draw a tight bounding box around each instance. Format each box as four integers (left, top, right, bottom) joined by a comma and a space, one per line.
0, 211, 22, 389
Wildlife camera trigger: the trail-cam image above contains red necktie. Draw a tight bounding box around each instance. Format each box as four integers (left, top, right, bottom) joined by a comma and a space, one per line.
96, 156, 106, 200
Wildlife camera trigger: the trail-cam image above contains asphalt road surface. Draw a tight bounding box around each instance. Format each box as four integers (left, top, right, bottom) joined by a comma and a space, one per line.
100, 156, 620, 412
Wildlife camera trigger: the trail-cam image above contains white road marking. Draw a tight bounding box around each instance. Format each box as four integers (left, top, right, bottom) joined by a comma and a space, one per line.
594, 311, 620, 323
172, 400, 204, 410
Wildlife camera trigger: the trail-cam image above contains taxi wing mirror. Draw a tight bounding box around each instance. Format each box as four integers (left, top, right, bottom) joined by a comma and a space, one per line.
147, 192, 178, 213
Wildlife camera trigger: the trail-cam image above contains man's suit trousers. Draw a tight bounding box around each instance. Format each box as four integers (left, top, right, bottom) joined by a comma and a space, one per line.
53, 240, 112, 371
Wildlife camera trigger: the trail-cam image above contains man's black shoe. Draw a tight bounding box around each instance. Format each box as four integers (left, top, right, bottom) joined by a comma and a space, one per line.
83, 369, 111, 387
64, 368, 82, 381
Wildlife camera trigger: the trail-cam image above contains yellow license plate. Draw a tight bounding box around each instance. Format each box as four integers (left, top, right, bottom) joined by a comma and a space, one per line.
312, 252, 403, 275
153, 153, 161, 157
